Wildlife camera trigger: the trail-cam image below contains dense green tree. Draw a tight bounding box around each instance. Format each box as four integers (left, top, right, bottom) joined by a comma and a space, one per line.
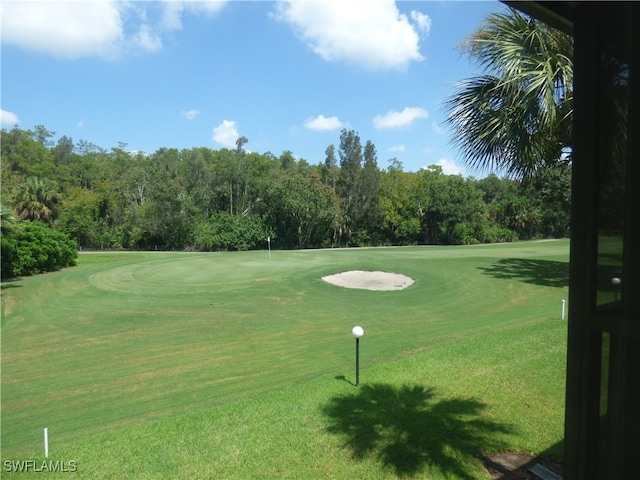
1, 127, 57, 186
477, 174, 522, 233
0, 125, 571, 251
321, 144, 338, 189
244, 151, 277, 215
279, 150, 295, 171
233, 136, 250, 216
335, 129, 384, 245
264, 172, 340, 249
357, 140, 382, 243
379, 160, 426, 244
336, 129, 363, 243
53, 135, 75, 165
203, 148, 236, 214
63, 142, 108, 191
518, 164, 571, 238
58, 187, 103, 247
295, 157, 312, 177
422, 167, 487, 244
185, 149, 215, 219
33, 125, 56, 148
119, 149, 192, 249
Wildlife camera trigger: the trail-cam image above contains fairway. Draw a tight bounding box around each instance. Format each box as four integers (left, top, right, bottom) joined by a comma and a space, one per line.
1, 241, 569, 477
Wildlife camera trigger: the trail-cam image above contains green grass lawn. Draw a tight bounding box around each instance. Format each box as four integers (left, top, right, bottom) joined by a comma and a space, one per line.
1, 241, 569, 478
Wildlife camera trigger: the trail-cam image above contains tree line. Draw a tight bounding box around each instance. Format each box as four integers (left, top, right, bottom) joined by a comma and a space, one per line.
1, 8, 576, 277
1, 125, 570, 265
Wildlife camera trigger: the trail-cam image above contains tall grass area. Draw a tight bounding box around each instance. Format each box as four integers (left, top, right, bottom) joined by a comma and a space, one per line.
1, 241, 569, 478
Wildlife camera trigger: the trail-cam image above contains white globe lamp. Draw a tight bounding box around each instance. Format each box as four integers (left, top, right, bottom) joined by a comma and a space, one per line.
352, 326, 364, 386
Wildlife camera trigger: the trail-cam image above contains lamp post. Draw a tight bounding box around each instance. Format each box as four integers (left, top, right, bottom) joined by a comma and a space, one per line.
352, 326, 364, 387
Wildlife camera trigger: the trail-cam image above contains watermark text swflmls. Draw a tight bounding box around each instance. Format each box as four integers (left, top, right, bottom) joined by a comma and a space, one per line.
3, 460, 77, 473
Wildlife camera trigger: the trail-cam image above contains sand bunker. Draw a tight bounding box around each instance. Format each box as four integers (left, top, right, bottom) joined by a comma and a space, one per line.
322, 270, 414, 291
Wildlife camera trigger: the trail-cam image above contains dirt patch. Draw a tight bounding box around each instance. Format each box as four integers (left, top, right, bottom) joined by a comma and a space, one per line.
321, 270, 414, 291
480, 452, 563, 479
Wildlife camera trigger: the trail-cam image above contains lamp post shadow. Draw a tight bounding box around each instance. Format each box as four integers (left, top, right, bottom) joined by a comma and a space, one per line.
334, 375, 356, 387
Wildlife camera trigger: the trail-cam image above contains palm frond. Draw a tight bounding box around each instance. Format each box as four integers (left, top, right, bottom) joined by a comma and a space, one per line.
444, 8, 573, 179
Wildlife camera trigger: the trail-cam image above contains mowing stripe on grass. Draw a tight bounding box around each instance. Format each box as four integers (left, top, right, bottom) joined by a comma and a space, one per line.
1, 241, 569, 474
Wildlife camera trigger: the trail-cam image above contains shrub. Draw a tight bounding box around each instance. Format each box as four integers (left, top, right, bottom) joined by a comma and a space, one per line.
453, 220, 518, 245
1, 235, 18, 278
4, 221, 78, 277
192, 213, 270, 251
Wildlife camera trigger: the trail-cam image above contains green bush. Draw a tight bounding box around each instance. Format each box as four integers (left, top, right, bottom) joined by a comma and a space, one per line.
1, 235, 18, 278
192, 213, 270, 251
453, 220, 518, 245
4, 221, 77, 277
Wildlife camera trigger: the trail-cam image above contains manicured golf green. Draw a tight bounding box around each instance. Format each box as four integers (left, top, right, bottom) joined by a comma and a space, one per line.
1, 241, 569, 478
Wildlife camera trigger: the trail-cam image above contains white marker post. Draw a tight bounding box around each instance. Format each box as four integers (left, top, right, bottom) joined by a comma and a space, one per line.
561, 299, 566, 320
267, 236, 271, 260
44, 427, 49, 457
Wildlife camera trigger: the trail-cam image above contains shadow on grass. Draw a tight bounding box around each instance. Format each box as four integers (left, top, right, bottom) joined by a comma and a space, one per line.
322, 383, 514, 479
479, 258, 569, 288
335, 375, 356, 387
0, 280, 21, 291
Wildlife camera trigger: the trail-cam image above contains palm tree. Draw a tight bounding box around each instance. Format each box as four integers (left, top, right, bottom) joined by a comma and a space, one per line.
444, 8, 573, 179
1, 200, 20, 238
13, 176, 59, 225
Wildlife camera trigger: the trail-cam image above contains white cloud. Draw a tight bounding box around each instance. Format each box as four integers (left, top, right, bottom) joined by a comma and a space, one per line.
1, 109, 20, 126
432, 121, 444, 135
388, 145, 405, 152
212, 120, 240, 148
134, 24, 163, 52
181, 109, 202, 120
434, 158, 463, 176
373, 107, 428, 129
135, 1, 226, 51
184, 1, 227, 17
160, 1, 227, 32
303, 114, 345, 131
0, 0, 227, 58
1, 0, 124, 59
77, 120, 86, 128
160, 2, 186, 32
273, 0, 424, 70
410, 11, 432, 35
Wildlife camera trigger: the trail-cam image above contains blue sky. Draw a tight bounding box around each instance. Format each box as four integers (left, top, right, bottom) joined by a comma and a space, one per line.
1, 0, 506, 176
